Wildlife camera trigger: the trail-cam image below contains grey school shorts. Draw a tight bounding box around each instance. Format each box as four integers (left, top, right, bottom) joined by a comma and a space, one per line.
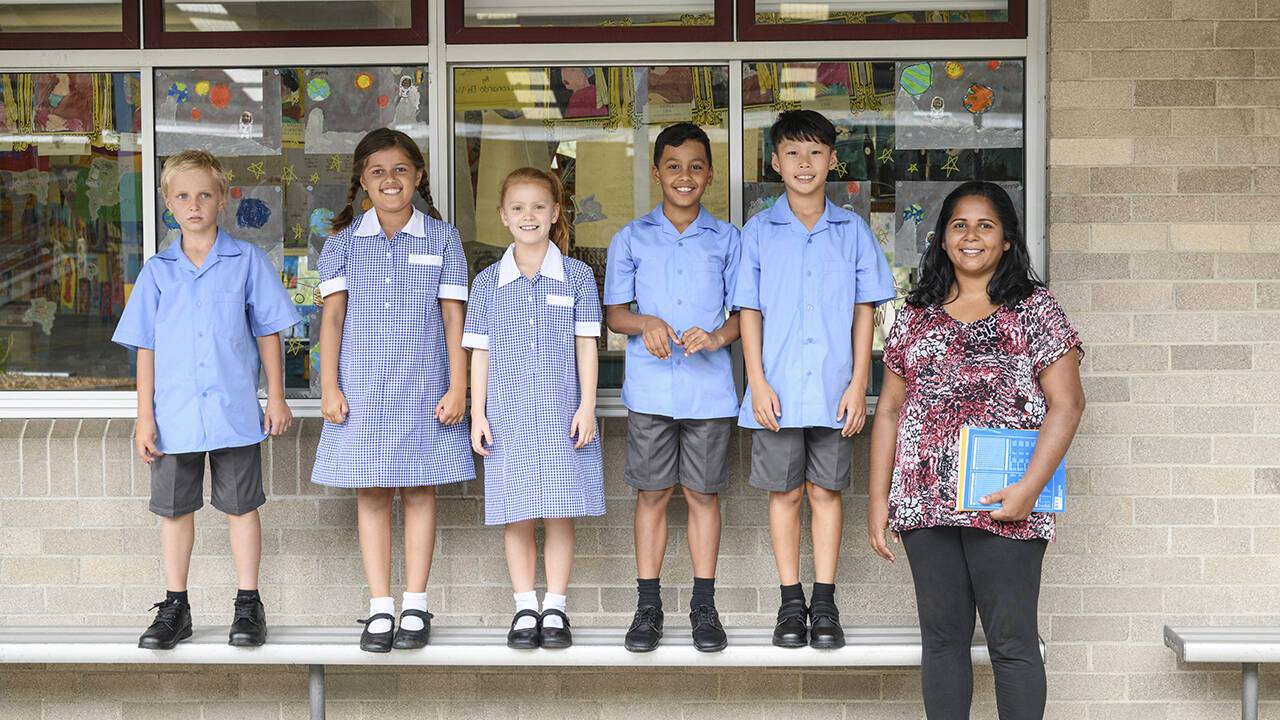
149, 443, 266, 518
624, 411, 733, 495
748, 427, 852, 493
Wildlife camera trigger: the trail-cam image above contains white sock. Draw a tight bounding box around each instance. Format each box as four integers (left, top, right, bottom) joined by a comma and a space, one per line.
367, 596, 394, 634
513, 590, 539, 631
401, 592, 428, 631
542, 592, 567, 629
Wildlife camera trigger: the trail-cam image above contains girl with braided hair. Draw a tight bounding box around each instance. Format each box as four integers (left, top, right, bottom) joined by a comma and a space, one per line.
311, 128, 474, 652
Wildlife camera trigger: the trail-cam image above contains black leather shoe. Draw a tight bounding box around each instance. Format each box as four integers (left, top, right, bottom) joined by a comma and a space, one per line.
507, 609, 541, 649
358, 613, 395, 653
689, 604, 727, 653
138, 599, 192, 650
624, 605, 664, 652
539, 608, 572, 649
228, 596, 267, 647
772, 598, 808, 648
808, 600, 845, 649
392, 609, 433, 650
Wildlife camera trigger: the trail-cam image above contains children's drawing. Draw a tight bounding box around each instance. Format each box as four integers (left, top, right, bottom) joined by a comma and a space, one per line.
303, 67, 428, 155
157, 185, 284, 269
155, 69, 281, 156
33, 73, 93, 132
893, 181, 1024, 270
895, 60, 1023, 150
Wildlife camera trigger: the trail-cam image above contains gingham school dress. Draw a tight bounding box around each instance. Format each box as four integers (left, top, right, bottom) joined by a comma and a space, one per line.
311, 207, 475, 488
462, 243, 606, 525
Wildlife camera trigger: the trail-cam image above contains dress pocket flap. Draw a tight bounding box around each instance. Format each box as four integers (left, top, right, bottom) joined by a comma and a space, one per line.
546, 294, 575, 308
408, 253, 444, 266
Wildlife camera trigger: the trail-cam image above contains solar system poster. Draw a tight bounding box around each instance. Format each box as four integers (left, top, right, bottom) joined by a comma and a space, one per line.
154, 69, 283, 157
302, 67, 429, 155
895, 60, 1024, 150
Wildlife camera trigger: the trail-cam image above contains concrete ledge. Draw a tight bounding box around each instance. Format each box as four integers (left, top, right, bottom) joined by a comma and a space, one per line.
1164, 625, 1280, 663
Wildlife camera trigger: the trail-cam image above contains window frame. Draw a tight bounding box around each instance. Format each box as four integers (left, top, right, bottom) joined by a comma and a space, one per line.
0, 0, 140, 49
141, 0, 427, 48
444, 0, 734, 44
0, 0, 1046, 418
737, 0, 1027, 42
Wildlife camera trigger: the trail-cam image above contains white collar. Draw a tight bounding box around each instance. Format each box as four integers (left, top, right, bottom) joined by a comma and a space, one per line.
497, 242, 565, 287
352, 206, 427, 238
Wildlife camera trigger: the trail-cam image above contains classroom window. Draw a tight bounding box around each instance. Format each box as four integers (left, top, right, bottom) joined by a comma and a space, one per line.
0, 0, 139, 49
452, 65, 731, 390
446, 0, 732, 42
0, 72, 143, 390
153, 65, 431, 398
738, 1, 1026, 40
741, 59, 1025, 390
143, 0, 425, 47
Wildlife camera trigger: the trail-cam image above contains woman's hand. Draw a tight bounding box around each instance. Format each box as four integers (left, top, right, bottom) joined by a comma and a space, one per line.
570, 405, 596, 449
471, 415, 493, 456
321, 387, 349, 424
867, 499, 897, 563
983, 481, 1039, 523
436, 385, 466, 426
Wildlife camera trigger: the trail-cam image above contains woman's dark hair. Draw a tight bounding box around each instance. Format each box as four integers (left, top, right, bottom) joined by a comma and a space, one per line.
905, 181, 1041, 309
330, 128, 441, 233
653, 122, 713, 168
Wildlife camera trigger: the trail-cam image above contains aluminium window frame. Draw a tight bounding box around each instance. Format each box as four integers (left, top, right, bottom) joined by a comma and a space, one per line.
0, 0, 1046, 418
0, 0, 141, 50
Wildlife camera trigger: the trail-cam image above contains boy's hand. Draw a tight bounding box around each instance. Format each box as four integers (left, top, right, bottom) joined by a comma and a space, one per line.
837, 385, 867, 437
750, 381, 782, 431
681, 326, 725, 356
263, 397, 293, 436
134, 417, 163, 464
436, 385, 466, 426
570, 405, 596, 449
640, 316, 681, 360
321, 387, 349, 424
983, 481, 1039, 523
471, 415, 493, 457
866, 499, 898, 563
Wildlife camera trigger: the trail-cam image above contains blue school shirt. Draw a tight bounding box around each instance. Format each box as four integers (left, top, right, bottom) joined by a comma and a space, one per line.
603, 204, 741, 420
732, 195, 895, 430
112, 230, 301, 454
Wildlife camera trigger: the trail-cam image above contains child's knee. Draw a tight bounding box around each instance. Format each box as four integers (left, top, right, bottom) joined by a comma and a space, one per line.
399, 486, 436, 506
681, 486, 718, 509
806, 483, 843, 507
637, 487, 676, 508
770, 486, 805, 507
357, 487, 395, 507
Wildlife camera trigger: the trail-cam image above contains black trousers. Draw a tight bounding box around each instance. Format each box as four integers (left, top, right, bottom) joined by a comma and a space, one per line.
901, 526, 1048, 720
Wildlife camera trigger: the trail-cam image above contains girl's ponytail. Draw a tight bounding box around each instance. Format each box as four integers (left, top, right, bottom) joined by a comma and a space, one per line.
328, 172, 361, 234
416, 174, 443, 221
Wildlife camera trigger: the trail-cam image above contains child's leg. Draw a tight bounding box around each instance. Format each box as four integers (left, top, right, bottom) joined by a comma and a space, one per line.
748, 428, 807, 588
542, 518, 575, 630
226, 510, 262, 590
767, 487, 804, 585
400, 486, 437, 593
356, 487, 395, 596
160, 514, 196, 592
504, 519, 538, 593
682, 487, 721, 580
634, 488, 675, 579
806, 482, 842, 585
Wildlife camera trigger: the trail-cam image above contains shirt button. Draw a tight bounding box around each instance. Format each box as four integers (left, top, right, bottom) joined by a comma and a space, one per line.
806, 371, 812, 377
676, 300, 682, 305
527, 295, 534, 303
384, 302, 391, 309
197, 331, 203, 337
807, 304, 814, 311
677, 242, 684, 247
201, 391, 208, 397
677, 269, 683, 275
807, 239, 813, 244
806, 271, 812, 277
384, 277, 391, 283
806, 338, 813, 344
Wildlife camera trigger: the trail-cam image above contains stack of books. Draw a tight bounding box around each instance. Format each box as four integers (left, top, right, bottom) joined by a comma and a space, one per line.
955, 426, 1066, 514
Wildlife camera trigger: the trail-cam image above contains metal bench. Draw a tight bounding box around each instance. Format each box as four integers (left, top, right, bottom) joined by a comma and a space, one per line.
1, 625, 1027, 719
1164, 626, 1277, 720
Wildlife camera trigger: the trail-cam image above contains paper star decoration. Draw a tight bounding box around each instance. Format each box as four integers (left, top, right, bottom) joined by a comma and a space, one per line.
224, 169, 235, 182
907, 162, 919, 174
309, 173, 320, 184
292, 224, 304, 241
940, 154, 960, 177
281, 164, 298, 186
877, 146, 894, 165
328, 154, 343, 172
833, 160, 848, 178
247, 161, 266, 181
287, 337, 307, 356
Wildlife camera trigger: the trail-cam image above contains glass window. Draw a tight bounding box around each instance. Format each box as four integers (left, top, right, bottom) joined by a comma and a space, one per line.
447, 0, 731, 42
452, 65, 731, 390
0, 72, 144, 390
739, 1, 1026, 40
1, 1, 138, 49
160, 0, 413, 33
742, 59, 1025, 392
153, 65, 431, 398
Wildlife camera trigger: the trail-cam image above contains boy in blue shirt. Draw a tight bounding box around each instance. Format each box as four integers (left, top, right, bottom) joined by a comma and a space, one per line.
604, 123, 740, 653
734, 110, 894, 649
113, 150, 300, 650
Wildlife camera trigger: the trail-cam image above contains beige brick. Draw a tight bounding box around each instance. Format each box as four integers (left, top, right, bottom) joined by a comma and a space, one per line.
1050, 253, 1131, 280
1088, 701, 1170, 719
1090, 167, 1176, 194
1265, 0, 1280, 16
1091, 282, 1173, 311
1217, 136, 1280, 165
1137, 80, 1216, 106
1174, 464, 1255, 493
1048, 138, 1135, 166
1169, 223, 1251, 252
1090, 49, 1255, 78
1089, 223, 1169, 251
1171, 527, 1251, 555
1260, 108, 1280, 136
1050, 80, 1136, 108
1215, 21, 1280, 48
1132, 197, 1216, 224
1, 557, 77, 585
1216, 195, 1280, 224
1130, 669, 1216, 700
1261, 282, 1280, 309
1177, 406, 1256, 435
1088, 0, 1173, 18
1135, 496, 1213, 525
1132, 436, 1211, 465
1051, 20, 1215, 49
1253, 225, 1280, 252
1050, 51, 1093, 80
1217, 312, 1280, 341
799, 673, 881, 700
1215, 435, 1280, 464
1048, 223, 1092, 252
1066, 435, 1132, 465
1081, 375, 1131, 403
1255, 167, 1280, 195
1050, 168, 1092, 196
1217, 253, 1280, 279
1175, 281, 1255, 309
43, 702, 122, 720
1132, 252, 1216, 280
1203, 556, 1280, 584
1173, 0, 1258, 18
1171, 108, 1256, 140
1171, 344, 1252, 370
1048, 614, 1132, 642
1135, 136, 1218, 165
1176, 168, 1252, 195
1052, 108, 1171, 137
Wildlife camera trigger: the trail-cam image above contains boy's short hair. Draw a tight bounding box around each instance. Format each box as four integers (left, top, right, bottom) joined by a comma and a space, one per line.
653, 122, 713, 168
769, 109, 837, 150
160, 150, 230, 197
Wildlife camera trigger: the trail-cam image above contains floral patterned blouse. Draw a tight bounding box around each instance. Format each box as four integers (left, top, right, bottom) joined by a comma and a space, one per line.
881, 287, 1082, 542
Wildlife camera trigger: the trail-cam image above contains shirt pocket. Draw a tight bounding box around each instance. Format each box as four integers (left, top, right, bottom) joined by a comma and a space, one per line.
693, 259, 726, 312
407, 253, 443, 298
822, 260, 856, 309
544, 294, 576, 355
214, 290, 250, 342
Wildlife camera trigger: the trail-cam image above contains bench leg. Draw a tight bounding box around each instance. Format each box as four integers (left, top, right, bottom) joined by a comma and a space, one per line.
309, 664, 325, 720
1242, 662, 1259, 720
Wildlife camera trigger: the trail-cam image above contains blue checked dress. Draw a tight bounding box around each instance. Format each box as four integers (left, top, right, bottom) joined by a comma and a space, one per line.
311, 207, 475, 488
461, 243, 606, 525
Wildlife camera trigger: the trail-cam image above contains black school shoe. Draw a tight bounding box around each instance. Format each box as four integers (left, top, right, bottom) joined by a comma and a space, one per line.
807, 600, 845, 649
689, 604, 727, 653
772, 598, 808, 648
624, 605, 664, 652
228, 595, 268, 647
392, 609, 433, 650
358, 613, 396, 653
138, 598, 193, 650
507, 609, 542, 649
539, 608, 572, 649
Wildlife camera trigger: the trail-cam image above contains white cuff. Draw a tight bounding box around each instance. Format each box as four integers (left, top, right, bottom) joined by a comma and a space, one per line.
462, 332, 489, 350
438, 283, 468, 301
318, 276, 347, 297
575, 321, 601, 337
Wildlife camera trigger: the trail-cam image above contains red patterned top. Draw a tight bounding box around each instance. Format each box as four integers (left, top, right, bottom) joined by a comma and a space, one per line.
881, 287, 1082, 541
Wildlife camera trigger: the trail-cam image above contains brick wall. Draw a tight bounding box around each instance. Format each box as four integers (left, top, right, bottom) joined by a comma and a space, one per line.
2, 3, 1279, 718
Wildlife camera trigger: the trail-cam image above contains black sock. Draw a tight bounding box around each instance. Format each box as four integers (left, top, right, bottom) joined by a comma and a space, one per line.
690, 577, 716, 610
637, 578, 662, 609
780, 583, 805, 606
165, 590, 189, 605
811, 582, 835, 606
236, 589, 261, 602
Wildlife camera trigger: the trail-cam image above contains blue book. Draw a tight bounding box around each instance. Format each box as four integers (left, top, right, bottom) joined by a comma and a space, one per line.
955, 426, 1066, 514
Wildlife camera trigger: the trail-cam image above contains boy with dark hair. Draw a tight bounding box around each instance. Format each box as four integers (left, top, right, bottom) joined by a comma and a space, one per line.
604, 122, 741, 653
734, 110, 894, 649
